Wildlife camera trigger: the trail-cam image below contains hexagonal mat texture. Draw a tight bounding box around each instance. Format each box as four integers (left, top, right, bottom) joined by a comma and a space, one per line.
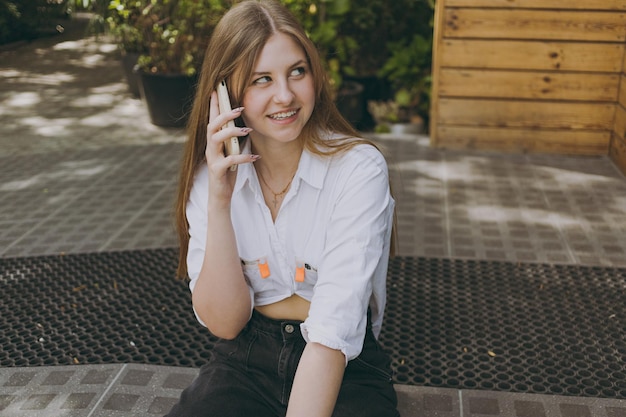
1, 248, 625, 401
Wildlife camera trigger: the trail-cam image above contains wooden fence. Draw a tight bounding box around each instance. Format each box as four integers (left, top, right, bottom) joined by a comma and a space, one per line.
429, 0, 626, 174
612, 47, 626, 174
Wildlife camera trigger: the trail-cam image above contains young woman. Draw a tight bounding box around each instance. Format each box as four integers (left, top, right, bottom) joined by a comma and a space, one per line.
168, 1, 398, 416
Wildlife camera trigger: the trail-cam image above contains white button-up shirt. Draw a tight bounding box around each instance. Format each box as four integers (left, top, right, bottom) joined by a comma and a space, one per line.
186, 138, 395, 361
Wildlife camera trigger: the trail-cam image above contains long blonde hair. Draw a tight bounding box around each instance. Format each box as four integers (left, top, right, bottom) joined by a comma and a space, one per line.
174, 0, 390, 279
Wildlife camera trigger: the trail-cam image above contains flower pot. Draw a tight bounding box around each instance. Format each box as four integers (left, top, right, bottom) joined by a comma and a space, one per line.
121, 52, 141, 98
344, 76, 392, 131
137, 70, 198, 128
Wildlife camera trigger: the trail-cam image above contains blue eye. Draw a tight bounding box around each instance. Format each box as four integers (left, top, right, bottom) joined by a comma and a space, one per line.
253, 76, 271, 85
291, 67, 306, 77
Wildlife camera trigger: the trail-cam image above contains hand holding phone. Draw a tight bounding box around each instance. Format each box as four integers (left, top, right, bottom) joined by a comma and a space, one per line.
217, 81, 240, 168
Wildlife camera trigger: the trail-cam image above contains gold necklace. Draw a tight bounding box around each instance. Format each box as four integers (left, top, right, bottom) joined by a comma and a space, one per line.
257, 169, 295, 209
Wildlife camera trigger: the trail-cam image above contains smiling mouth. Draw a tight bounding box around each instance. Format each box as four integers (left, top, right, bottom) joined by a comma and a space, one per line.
268, 110, 297, 120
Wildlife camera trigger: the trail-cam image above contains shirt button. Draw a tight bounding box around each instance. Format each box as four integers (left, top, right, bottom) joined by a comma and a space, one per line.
284, 324, 295, 334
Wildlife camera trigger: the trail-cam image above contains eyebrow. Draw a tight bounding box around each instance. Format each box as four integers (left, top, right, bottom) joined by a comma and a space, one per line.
251, 59, 308, 76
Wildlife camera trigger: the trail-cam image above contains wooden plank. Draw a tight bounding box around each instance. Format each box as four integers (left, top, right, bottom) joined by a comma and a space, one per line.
619, 75, 626, 108
429, 0, 447, 145
439, 69, 619, 102
443, 9, 626, 42
439, 40, 624, 72
436, 126, 610, 155
438, 98, 615, 130
614, 103, 626, 140
446, 0, 626, 10
609, 133, 626, 175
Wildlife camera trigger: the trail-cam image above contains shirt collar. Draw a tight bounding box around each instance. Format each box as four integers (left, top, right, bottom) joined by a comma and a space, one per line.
295, 146, 328, 190
234, 139, 330, 195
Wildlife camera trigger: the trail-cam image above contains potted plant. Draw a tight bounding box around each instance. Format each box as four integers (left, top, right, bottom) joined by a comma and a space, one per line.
341, 0, 434, 130
125, 0, 228, 127
107, 0, 148, 97
285, 0, 434, 131
369, 32, 433, 134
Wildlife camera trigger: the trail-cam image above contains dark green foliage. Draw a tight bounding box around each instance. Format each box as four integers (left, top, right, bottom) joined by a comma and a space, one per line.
0, 0, 69, 44
340, 0, 434, 77
282, 0, 434, 122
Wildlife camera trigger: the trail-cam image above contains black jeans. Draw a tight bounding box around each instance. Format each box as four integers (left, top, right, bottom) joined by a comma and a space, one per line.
165, 310, 399, 417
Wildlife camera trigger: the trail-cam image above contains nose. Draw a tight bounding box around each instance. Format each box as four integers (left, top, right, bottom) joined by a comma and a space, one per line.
272, 79, 295, 104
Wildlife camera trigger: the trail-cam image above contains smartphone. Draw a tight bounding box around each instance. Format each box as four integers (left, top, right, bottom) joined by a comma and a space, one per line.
217, 80, 240, 164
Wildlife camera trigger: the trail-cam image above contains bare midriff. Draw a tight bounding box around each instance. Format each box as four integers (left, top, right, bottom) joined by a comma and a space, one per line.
255, 294, 310, 321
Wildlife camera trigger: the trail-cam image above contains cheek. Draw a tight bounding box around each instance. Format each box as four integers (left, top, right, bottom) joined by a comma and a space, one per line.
241, 94, 252, 111
241, 92, 264, 117
239, 102, 256, 128
298, 79, 316, 107
240, 95, 266, 129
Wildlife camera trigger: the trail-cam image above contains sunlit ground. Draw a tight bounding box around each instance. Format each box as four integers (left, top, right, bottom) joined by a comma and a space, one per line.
380, 133, 626, 265
0, 24, 185, 156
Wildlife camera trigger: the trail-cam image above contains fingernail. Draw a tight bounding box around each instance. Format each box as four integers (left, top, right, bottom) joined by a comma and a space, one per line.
250, 154, 261, 161
233, 107, 244, 113
241, 127, 253, 134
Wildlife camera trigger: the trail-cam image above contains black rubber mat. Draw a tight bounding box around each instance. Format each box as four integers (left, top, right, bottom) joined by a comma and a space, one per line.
1, 249, 625, 400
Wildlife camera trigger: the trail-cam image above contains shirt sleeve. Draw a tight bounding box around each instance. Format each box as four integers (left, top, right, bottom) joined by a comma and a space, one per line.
185, 167, 209, 326
300, 145, 394, 363
185, 166, 255, 327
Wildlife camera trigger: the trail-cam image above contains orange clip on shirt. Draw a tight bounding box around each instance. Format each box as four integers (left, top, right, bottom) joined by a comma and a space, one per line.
295, 260, 305, 283
258, 259, 270, 279
295, 266, 305, 283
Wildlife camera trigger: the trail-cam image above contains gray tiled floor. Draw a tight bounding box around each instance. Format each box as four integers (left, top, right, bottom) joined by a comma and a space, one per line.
380, 134, 626, 268
2, 137, 625, 267
2, 365, 625, 416
0, 145, 181, 257
0, 364, 195, 417
1, 13, 626, 417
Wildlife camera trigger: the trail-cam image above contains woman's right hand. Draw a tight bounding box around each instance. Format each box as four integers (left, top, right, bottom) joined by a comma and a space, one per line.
194, 91, 256, 337
205, 90, 256, 205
